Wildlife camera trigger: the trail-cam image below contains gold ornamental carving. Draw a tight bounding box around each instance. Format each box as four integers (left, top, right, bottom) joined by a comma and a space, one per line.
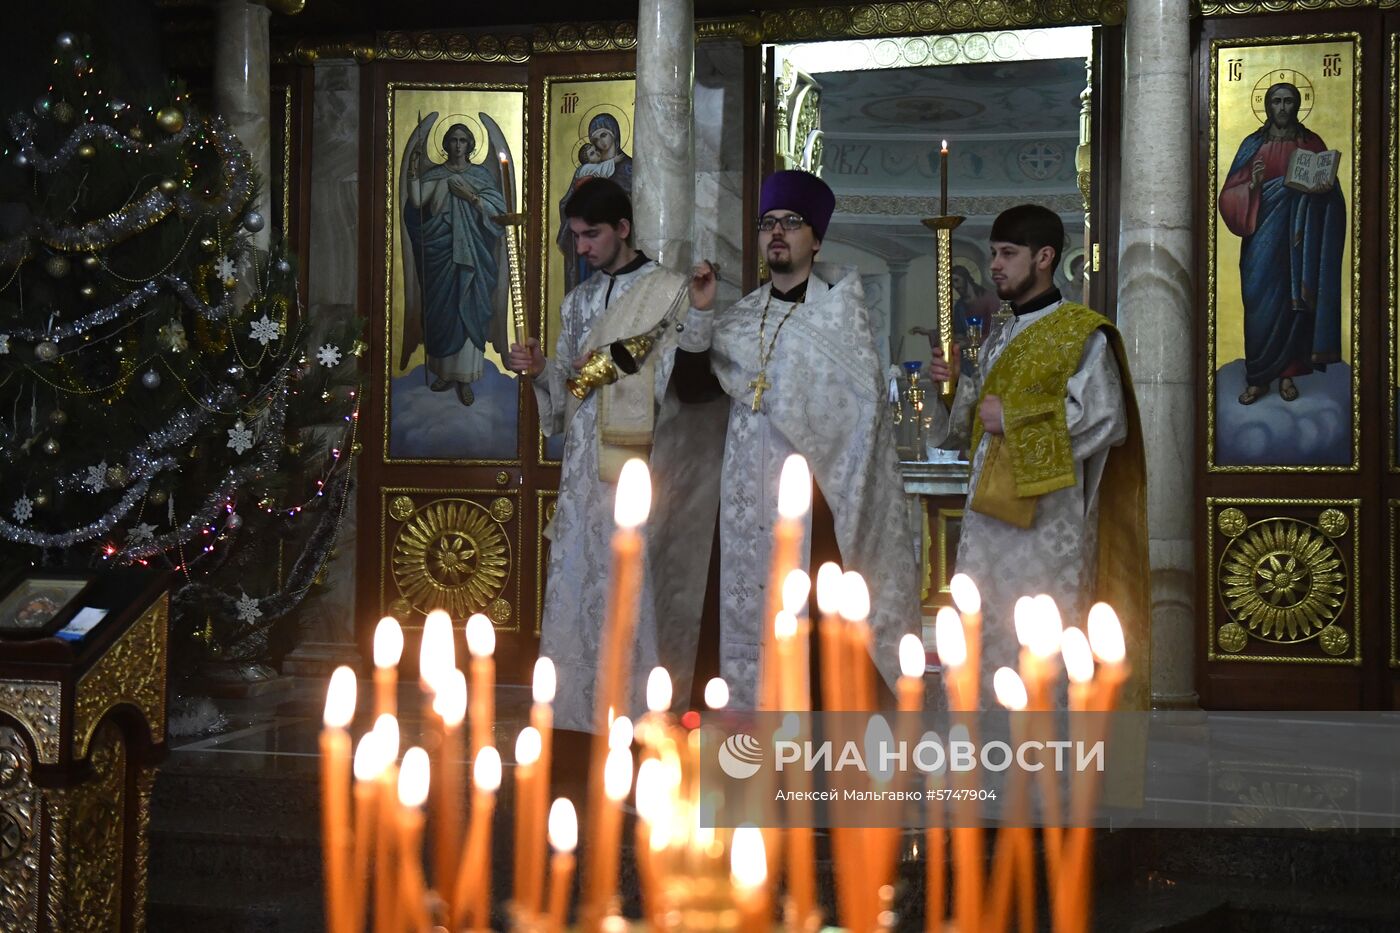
0, 681, 62, 765
1317, 508, 1349, 538
389, 495, 417, 522
73, 597, 168, 760
133, 768, 155, 933
495, 471, 510, 487
758, 1, 1124, 40
488, 598, 513, 624
0, 728, 39, 933
1217, 507, 1248, 538
1217, 622, 1248, 654
531, 21, 638, 54
393, 498, 511, 619
1197, 0, 1399, 16
379, 30, 530, 63
45, 721, 124, 931
490, 497, 515, 523
1218, 517, 1346, 644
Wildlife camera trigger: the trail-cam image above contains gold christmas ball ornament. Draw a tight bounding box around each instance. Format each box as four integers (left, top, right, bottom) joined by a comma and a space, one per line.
52, 101, 75, 123
105, 465, 128, 487
77, 142, 96, 160
35, 341, 59, 362
199, 237, 217, 253
78, 284, 96, 300
158, 178, 179, 195
45, 255, 71, 278
81, 254, 100, 271
149, 489, 169, 506
258, 495, 274, 510
128, 125, 144, 141
155, 107, 185, 134
42, 438, 60, 456
47, 409, 68, 427
32, 491, 50, 508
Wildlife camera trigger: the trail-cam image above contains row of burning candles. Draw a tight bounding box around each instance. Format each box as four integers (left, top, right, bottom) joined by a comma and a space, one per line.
318, 454, 1128, 932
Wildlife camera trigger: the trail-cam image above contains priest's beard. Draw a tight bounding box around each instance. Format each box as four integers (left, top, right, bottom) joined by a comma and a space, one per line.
994, 267, 1037, 304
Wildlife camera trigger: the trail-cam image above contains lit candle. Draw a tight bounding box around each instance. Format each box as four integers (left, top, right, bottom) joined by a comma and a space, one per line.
987, 668, 1030, 933
545, 799, 578, 933
839, 571, 874, 710
498, 150, 513, 213
397, 747, 431, 933
1059, 624, 1096, 933
764, 455, 810, 710
949, 574, 981, 708
897, 633, 925, 712
815, 562, 845, 711
923, 734, 948, 933
1023, 596, 1065, 890
420, 608, 454, 692
465, 613, 496, 765
634, 758, 666, 929
773, 608, 817, 930
781, 568, 813, 710
523, 658, 556, 917
512, 726, 542, 920
584, 736, 634, 930
351, 731, 385, 931
704, 677, 729, 711
433, 668, 467, 910
730, 825, 770, 933
453, 745, 501, 930
1087, 603, 1127, 712
320, 666, 356, 933
934, 606, 966, 711
420, 609, 454, 892
373, 616, 403, 719
372, 714, 400, 933
939, 139, 949, 217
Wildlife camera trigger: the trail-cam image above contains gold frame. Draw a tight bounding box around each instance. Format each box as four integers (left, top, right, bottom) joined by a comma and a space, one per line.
378, 486, 525, 634
1198, 0, 1400, 15
380, 80, 530, 467
276, 82, 293, 238
535, 70, 635, 467
535, 488, 559, 636
935, 507, 963, 597
1390, 499, 1398, 668
1205, 34, 1363, 473
1205, 497, 1361, 666
1391, 33, 1399, 473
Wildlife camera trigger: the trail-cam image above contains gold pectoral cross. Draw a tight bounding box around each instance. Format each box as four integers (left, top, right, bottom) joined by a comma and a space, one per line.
748, 371, 772, 412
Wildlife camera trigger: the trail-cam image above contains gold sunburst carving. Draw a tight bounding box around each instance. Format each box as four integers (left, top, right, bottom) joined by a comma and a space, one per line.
1218, 518, 1347, 643
392, 499, 511, 619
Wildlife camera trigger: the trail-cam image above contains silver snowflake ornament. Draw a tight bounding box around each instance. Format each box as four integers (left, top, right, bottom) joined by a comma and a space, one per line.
227, 420, 254, 455
249, 315, 280, 346
83, 460, 109, 493
127, 522, 156, 545
235, 592, 263, 624
12, 496, 33, 523
214, 255, 236, 282
0, 333, 9, 355
316, 343, 343, 367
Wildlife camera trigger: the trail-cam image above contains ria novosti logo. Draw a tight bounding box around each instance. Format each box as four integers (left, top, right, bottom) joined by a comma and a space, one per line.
717, 733, 764, 779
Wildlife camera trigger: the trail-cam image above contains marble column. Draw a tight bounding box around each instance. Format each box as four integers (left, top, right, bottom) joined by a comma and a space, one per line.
693, 39, 744, 309
1118, 0, 1198, 710
633, 0, 695, 272
214, 0, 272, 252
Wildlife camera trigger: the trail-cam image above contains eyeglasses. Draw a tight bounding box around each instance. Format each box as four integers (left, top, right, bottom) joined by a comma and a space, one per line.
756, 214, 808, 232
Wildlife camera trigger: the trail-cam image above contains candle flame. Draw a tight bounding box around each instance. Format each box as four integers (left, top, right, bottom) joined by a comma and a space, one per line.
949, 573, 981, 615
548, 798, 578, 853
730, 825, 767, 888
498, 150, 508, 164
815, 562, 843, 614
838, 571, 870, 622
777, 454, 812, 518
774, 609, 798, 640
1028, 594, 1064, 659
1087, 603, 1125, 664
899, 633, 925, 679
646, 667, 673, 713
934, 607, 966, 667
373, 616, 403, 669
608, 715, 634, 750
993, 667, 1028, 711
941, 139, 949, 152
398, 746, 430, 808
419, 609, 455, 690
323, 665, 356, 728
516, 726, 542, 766
1013, 596, 1036, 647
533, 656, 557, 704
782, 568, 811, 616
465, 613, 496, 658
353, 731, 385, 782
433, 669, 468, 727
373, 713, 400, 762
614, 458, 652, 528
1061, 626, 1095, 684
635, 758, 664, 823
704, 677, 729, 710
474, 745, 502, 793
603, 744, 633, 801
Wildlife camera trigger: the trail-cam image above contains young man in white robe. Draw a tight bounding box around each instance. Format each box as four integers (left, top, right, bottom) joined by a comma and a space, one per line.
680, 170, 922, 709
508, 179, 720, 737
928, 204, 1150, 708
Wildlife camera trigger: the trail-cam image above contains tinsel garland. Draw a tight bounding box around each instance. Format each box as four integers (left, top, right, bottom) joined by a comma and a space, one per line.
7, 110, 195, 175
2, 272, 236, 346
0, 456, 175, 548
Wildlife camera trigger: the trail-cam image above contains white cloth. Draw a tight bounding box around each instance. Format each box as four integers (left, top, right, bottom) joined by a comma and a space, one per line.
929, 300, 1128, 707
683, 263, 922, 708
533, 260, 724, 732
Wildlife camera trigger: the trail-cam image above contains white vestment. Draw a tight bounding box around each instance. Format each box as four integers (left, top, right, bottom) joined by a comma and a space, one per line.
930, 299, 1128, 707
534, 259, 725, 732
682, 263, 922, 707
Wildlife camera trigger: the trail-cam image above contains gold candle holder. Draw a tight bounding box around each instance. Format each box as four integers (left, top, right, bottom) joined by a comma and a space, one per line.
494, 211, 528, 348
921, 215, 965, 402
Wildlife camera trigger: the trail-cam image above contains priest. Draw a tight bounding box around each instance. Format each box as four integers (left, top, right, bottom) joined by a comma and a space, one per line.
928, 204, 1150, 708
681, 169, 921, 708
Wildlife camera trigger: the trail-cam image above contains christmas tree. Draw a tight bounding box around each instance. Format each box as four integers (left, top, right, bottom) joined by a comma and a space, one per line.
0, 32, 361, 678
